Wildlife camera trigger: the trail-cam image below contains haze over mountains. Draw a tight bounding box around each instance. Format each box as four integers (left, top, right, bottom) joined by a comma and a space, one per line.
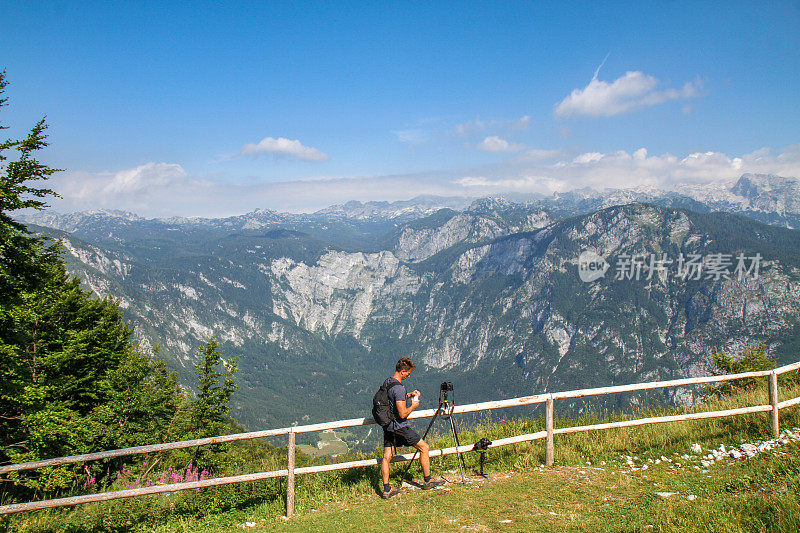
18, 174, 800, 431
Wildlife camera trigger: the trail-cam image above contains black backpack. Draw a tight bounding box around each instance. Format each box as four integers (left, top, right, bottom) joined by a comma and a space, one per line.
372, 379, 402, 428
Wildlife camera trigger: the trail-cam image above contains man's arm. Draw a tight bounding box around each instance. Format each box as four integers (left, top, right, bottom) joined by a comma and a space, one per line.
395, 397, 419, 419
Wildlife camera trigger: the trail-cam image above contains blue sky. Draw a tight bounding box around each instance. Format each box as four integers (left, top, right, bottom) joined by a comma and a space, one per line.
3, 1, 799, 217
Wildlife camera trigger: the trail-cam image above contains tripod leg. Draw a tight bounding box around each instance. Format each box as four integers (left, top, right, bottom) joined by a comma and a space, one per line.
401, 404, 442, 481
448, 416, 466, 483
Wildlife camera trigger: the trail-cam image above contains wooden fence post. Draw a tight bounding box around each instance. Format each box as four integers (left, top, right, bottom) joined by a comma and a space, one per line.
545, 397, 554, 466
769, 371, 779, 438
286, 429, 296, 518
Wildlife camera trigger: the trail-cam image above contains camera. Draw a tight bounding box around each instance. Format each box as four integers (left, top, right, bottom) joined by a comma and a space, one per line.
473, 437, 492, 451
438, 381, 454, 410
473, 437, 492, 477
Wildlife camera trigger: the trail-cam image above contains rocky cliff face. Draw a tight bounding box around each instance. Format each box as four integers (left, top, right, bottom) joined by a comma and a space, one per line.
393, 212, 514, 262
269, 251, 420, 337
268, 205, 798, 402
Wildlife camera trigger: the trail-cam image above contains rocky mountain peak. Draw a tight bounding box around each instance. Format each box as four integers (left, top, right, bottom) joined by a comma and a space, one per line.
467, 196, 513, 213
730, 174, 800, 215
732, 173, 797, 192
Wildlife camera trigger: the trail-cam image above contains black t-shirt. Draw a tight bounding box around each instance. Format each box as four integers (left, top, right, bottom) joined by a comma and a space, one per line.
383, 377, 408, 431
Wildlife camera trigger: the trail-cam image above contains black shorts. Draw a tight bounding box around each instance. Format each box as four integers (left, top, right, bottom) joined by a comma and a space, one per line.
383, 426, 421, 448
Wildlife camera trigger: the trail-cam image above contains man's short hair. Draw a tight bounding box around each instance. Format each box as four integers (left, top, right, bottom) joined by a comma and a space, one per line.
396, 357, 416, 372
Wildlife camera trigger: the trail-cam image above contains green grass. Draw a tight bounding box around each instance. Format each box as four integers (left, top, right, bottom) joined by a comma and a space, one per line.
260, 440, 800, 533
4, 384, 799, 532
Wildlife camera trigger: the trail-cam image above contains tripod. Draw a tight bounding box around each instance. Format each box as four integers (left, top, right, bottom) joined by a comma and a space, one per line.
401, 382, 466, 484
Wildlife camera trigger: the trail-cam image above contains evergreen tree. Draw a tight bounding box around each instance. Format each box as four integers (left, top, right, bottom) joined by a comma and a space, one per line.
0, 70, 186, 493
0, 70, 59, 301
192, 336, 238, 439
0, 68, 65, 471
189, 336, 238, 470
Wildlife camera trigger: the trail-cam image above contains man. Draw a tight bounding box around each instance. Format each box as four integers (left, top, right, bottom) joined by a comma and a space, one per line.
380, 357, 445, 499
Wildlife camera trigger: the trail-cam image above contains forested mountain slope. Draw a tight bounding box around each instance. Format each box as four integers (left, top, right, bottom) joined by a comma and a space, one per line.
23, 198, 800, 431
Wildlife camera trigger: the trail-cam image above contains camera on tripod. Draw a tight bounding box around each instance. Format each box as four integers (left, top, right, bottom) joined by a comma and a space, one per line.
472, 437, 492, 478
440, 381, 453, 398
404, 379, 466, 484
439, 381, 454, 407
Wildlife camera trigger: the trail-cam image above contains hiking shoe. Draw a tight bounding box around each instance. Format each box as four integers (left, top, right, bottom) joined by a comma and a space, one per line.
381, 487, 400, 499
421, 478, 446, 490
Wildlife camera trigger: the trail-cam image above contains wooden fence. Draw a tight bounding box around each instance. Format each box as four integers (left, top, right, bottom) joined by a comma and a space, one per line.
1, 360, 799, 518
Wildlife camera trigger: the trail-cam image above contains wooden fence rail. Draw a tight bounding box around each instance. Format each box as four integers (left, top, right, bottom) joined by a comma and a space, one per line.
2, 360, 799, 518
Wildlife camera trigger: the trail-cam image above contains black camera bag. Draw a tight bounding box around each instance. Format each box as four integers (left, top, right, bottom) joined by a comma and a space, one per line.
372, 379, 402, 428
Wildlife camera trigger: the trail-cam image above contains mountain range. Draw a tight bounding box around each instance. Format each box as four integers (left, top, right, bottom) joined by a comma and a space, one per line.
18, 173, 800, 434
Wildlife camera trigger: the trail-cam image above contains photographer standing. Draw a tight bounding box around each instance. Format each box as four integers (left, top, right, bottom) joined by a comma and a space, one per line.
379, 357, 445, 499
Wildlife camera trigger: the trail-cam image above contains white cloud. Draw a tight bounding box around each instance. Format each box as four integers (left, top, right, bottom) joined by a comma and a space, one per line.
517, 148, 566, 162
477, 136, 525, 153
240, 136, 329, 162
554, 71, 701, 118
456, 175, 570, 194
50, 162, 192, 202
454, 120, 485, 137
509, 115, 531, 130
46, 162, 207, 216
103, 162, 188, 194
572, 152, 606, 164
393, 129, 431, 145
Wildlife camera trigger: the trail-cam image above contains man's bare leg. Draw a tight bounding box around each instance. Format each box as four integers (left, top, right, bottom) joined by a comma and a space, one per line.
413, 438, 445, 489
413, 439, 431, 478
381, 446, 395, 485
